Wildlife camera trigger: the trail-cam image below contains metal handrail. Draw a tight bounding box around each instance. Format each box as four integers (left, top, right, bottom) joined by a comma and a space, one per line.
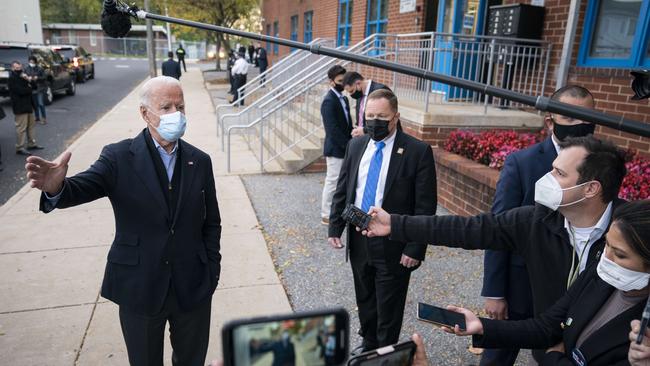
226, 37, 380, 171
226, 31, 553, 172
215, 38, 332, 139
219, 43, 342, 150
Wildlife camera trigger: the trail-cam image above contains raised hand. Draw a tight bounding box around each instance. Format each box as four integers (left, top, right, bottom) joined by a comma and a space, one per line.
25, 152, 71, 195
362, 206, 391, 237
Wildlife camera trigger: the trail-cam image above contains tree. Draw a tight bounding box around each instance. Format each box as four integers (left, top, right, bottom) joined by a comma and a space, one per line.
166, 0, 260, 70
41, 0, 102, 24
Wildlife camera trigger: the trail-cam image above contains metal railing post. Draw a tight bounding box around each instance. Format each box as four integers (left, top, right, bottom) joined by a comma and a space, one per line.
425, 33, 435, 113
392, 37, 399, 90
484, 39, 496, 114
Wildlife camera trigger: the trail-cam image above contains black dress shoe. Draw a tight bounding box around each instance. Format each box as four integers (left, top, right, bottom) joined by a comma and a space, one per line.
16, 148, 32, 156
27, 145, 44, 150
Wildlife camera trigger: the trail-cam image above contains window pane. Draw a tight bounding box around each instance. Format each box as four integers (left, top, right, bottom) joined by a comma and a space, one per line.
340, 2, 347, 25
380, 0, 388, 19
369, 0, 378, 21
589, 0, 642, 59
348, 1, 353, 23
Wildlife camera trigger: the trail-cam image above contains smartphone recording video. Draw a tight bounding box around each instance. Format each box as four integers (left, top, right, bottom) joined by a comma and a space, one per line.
222, 308, 349, 366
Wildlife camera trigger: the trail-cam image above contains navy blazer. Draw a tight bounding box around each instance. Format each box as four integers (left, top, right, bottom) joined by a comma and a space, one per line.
481, 137, 557, 311
475, 264, 643, 366
329, 129, 437, 273
40, 130, 221, 315
162, 59, 182, 80
321, 89, 352, 158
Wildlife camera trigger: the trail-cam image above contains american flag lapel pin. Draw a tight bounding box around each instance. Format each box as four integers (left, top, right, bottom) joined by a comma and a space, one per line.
397, 148, 404, 154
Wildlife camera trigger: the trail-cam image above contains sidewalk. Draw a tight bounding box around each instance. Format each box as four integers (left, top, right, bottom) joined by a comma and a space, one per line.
0, 64, 291, 365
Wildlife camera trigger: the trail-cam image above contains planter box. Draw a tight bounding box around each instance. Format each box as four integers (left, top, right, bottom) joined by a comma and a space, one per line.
432, 147, 499, 216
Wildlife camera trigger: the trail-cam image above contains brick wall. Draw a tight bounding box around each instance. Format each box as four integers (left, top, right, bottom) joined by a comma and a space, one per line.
503, 0, 650, 155
433, 147, 497, 216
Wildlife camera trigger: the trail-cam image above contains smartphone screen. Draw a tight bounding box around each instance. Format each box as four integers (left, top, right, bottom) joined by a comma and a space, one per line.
348, 342, 416, 366
223, 309, 349, 366
417, 302, 466, 331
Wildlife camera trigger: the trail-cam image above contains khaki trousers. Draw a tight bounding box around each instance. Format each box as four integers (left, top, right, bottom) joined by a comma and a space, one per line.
15, 113, 36, 151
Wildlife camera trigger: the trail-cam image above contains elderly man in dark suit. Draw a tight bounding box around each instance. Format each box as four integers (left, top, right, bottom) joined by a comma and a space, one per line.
480, 85, 596, 366
26, 76, 221, 366
342, 72, 390, 138
162, 51, 182, 80
328, 89, 437, 353
320, 65, 352, 225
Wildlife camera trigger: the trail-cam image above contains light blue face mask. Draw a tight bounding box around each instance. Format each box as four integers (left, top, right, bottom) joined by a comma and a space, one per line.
149, 110, 187, 142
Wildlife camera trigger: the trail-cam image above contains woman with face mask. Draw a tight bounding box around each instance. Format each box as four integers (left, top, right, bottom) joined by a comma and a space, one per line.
440, 200, 650, 366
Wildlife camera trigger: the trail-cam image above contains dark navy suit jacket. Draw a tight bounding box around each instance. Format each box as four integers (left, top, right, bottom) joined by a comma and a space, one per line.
162, 59, 182, 79
321, 89, 352, 158
40, 130, 221, 315
481, 137, 557, 313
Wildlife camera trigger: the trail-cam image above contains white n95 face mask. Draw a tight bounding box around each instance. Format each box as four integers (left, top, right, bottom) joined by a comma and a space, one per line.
597, 252, 650, 292
534, 172, 589, 211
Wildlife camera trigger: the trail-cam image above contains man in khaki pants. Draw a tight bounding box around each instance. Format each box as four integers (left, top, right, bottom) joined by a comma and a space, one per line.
8, 61, 43, 156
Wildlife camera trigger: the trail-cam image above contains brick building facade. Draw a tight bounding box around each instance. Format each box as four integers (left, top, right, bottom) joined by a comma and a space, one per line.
261, 0, 650, 153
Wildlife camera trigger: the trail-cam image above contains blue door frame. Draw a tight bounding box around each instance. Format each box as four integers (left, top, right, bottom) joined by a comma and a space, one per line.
432, 0, 487, 99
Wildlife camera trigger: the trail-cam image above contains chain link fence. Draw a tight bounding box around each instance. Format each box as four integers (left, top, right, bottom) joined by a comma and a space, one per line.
51, 35, 208, 59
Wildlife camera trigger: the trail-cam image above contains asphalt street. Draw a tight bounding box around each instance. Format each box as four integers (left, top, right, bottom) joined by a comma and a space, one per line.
0, 58, 148, 204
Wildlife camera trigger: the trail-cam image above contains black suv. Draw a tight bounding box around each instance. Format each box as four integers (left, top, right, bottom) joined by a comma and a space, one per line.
51, 45, 95, 82
0, 43, 76, 105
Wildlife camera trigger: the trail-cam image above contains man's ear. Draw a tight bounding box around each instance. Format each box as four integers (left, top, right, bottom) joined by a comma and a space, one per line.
584, 180, 602, 199
140, 106, 149, 122
544, 114, 554, 132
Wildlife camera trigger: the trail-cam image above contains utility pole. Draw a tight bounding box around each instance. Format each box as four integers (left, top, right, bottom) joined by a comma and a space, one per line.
144, 0, 157, 77
165, 6, 172, 52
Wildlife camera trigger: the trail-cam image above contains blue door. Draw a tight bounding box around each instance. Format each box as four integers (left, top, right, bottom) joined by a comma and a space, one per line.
432, 0, 487, 99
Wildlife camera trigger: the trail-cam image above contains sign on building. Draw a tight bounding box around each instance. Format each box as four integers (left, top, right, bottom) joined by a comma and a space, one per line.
400, 0, 416, 13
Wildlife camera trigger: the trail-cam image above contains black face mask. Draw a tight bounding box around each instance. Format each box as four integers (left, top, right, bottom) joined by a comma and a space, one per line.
350, 89, 363, 100
365, 118, 392, 141
333, 83, 345, 93
552, 119, 596, 141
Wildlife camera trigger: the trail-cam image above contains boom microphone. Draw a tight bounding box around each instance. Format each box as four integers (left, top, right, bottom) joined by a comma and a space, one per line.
101, 0, 131, 38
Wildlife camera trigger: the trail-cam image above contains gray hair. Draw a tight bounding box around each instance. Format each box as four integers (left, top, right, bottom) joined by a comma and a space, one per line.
139, 76, 182, 108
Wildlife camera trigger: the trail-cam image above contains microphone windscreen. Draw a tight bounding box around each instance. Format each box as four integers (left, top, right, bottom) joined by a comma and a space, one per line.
101, 11, 132, 38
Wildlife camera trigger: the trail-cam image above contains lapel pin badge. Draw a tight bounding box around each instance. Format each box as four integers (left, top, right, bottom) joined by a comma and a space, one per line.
188, 161, 194, 166
397, 148, 404, 154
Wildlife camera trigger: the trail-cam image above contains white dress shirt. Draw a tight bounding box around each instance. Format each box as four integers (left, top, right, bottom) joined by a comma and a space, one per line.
330, 87, 350, 123
564, 201, 613, 273
231, 58, 249, 75
357, 79, 373, 126
354, 131, 396, 210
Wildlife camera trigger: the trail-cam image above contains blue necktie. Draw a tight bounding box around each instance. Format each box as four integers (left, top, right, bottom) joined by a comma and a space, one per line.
361, 141, 385, 212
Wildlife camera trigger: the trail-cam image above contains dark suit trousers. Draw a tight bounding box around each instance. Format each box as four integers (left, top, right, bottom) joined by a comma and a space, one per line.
119, 284, 211, 366
350, 230, 410, 349
478, 309, 530, 366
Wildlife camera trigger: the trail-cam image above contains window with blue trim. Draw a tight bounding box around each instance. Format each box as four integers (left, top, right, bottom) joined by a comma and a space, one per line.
290, 15, 299, 52
266, 24, 271, 52
304, 11, 313, 44
273, 21, 279, 55
366, 0, 388, 55
337, 0, 353, 46
578, 0, 650, 68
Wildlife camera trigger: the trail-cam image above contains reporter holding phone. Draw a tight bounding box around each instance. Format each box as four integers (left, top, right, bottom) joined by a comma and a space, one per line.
438, 200, 650, 366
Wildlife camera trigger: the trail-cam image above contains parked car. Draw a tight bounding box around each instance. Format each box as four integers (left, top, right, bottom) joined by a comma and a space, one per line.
51, 45, 95, 82
0, 42, 75, 105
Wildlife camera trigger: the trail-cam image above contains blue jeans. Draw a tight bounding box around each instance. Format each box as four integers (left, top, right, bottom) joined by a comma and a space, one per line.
32, 92, 46, 120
